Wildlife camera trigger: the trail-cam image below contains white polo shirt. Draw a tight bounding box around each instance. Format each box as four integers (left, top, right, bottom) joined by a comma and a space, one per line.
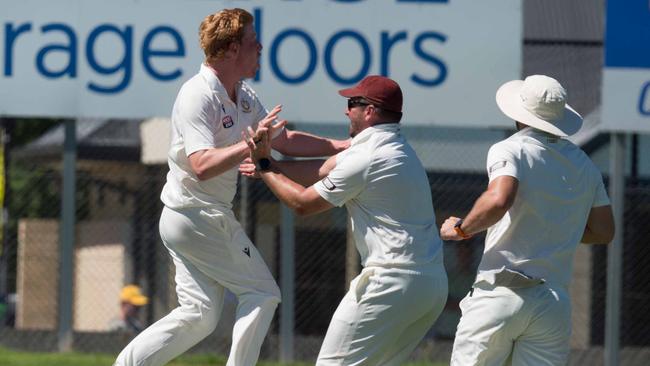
161, 64, 269, 209
478, 127, 610, 288
314, 123, 444, 268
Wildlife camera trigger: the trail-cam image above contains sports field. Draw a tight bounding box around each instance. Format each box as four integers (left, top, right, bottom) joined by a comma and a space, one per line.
0, 348, 448, 366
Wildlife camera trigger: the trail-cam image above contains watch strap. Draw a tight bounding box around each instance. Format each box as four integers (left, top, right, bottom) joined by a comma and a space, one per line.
454, 218, 472, 239
257, 158, 271, 172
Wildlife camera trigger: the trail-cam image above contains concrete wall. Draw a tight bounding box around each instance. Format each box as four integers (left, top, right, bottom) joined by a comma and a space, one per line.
16, 219, 131, 332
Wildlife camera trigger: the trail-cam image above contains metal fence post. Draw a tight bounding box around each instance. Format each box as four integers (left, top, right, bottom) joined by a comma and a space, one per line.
57, 119, 76, 352
280, 204, 295, 362
605, 133, 625, 366
0, 120, 7, 298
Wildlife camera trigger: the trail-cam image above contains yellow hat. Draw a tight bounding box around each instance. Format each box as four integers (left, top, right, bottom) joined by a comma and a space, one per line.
120, 285, 149, 306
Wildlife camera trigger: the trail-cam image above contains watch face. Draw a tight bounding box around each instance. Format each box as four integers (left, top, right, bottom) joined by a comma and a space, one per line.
259, 158, 271, 171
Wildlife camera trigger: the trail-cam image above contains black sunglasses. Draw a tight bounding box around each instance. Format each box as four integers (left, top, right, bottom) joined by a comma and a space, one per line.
347, 98, 371, 109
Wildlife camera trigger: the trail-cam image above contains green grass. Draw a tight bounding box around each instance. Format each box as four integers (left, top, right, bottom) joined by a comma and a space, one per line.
0, 347, 447, 365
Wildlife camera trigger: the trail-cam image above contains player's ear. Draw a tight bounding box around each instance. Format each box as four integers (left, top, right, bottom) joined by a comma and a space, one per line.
365, 105, 375, 119
225, 41, 239, 58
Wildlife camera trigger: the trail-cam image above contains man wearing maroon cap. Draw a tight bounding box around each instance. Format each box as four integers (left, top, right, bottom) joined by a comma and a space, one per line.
241, 75, 448, 365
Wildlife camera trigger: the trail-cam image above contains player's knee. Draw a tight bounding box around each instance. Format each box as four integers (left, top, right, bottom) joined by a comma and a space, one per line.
248, 291, 281, 316
263, 293, 280, 311
251, 282, 282, 307
175, 302, 220, 336
269, 283, 281, 303
195, 306, 220, 335
255, 291, 281, 311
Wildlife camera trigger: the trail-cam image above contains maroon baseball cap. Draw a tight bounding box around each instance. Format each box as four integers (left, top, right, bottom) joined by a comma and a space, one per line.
338, 75, 403, 113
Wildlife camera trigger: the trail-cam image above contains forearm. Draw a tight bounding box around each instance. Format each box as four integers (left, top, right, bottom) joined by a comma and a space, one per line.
581, 208, 615, 244
441, 176, 517, 241
581, 227, 608, 244
260, 167, 310, 212
273, 159, 327, 186
461, 191, 510, 236
191, 141, 249, 180
274, 130, 349, 157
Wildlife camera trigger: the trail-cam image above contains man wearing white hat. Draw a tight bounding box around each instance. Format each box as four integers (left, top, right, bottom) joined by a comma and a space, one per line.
440, 75, 615, 365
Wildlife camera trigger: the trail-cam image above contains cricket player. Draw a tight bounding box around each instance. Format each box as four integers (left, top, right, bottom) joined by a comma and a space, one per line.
242, 75, 449, 365
440, 75, 615, 366
113, 8, 348, 366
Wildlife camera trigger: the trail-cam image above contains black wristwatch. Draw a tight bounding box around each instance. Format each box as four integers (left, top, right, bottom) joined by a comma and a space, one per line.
256, 158, 272, 172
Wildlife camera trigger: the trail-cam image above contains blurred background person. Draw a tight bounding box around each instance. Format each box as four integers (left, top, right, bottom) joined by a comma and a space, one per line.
108, 285, 149, 334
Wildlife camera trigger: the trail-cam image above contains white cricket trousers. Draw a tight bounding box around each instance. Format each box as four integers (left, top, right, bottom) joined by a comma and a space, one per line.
316, 264, 448, 366
451, 284, 571, 366
114, 206, 281, 366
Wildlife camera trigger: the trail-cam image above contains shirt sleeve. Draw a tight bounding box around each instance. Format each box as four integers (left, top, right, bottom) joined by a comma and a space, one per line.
313, 147, 369, 207
177, 89, 219, 156
592, 175, 611, 207
486, 141, 520, 182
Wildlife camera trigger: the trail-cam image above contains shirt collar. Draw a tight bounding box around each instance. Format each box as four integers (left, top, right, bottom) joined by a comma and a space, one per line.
199, 63, 241, 101
515, 126, 563, 144
199, 63, 224, 92
351, 123, 400, 146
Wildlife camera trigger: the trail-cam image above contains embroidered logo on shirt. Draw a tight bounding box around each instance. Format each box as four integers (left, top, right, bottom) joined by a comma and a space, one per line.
241, 100, 251, 113
489, 161, 507, 174
221, 103, 226, 113
222, 115, 234, 128
242, 247, 251, 257
322, 177, 336, 191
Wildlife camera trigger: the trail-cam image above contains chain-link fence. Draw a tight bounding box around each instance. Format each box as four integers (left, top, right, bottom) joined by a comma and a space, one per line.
2, 117, 650, 365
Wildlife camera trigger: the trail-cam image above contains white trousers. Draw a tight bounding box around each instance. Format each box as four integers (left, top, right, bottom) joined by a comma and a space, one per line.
451, 284, 571, 366
114, 206, 281, 366
316, 264, 448, 366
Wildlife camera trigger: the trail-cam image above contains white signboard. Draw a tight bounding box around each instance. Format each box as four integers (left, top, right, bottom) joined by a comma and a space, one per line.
602, 0, 650, 133
0, 0, 521, 126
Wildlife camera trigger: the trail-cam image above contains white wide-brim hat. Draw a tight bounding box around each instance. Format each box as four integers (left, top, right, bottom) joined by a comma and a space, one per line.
496, 75, 583, 137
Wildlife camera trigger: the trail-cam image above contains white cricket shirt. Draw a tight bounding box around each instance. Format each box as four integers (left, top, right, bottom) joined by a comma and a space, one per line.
478, 127, 610, 288
161, 64, 269, 209
314, 123, 444, 268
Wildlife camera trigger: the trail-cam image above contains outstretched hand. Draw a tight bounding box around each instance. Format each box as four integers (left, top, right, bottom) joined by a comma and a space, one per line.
242, 126, 271, 163
254, 105, 288, 141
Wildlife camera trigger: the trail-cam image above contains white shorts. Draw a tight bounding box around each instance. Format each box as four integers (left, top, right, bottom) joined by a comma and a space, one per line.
451, 284, 571, 366
317, 264, 448, 365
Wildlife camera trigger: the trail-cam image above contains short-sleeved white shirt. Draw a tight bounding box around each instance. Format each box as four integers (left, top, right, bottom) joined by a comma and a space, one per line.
314, 123, 444, 268
161, 64, 269, 209
477, 127, 610, 288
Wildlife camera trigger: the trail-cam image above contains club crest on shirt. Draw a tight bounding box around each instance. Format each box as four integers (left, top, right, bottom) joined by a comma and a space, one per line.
222, 115, 234, 128
322, 177, 336, 191
241, 99, 251, 113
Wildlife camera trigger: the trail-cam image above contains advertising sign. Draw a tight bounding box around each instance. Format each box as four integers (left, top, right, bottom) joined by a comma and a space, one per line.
602, 0, 650, 132
0, 0, 521, 126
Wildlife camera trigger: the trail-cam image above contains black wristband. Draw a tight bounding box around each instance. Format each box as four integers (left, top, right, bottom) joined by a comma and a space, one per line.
256, 158, 271, 171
